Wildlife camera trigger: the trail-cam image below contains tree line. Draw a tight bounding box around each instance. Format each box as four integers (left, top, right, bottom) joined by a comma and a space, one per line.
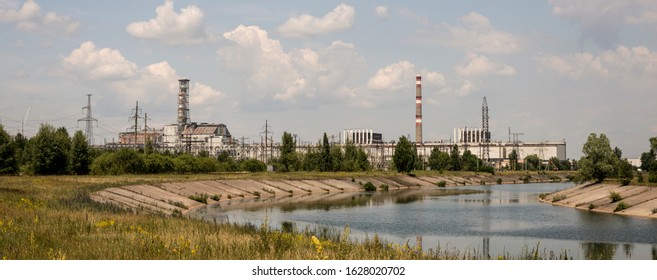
0, 124, 268, 175
275, 132, 371, 172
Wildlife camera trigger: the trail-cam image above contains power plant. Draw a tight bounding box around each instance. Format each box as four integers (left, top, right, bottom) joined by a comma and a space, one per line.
110, 75, 566, 170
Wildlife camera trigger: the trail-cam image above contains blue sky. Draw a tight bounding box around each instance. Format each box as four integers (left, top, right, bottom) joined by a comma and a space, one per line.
1, 0, 656, 158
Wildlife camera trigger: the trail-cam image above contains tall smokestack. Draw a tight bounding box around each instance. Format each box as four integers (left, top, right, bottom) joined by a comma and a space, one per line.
415, 75, 422, 143
177, 78, 191, 136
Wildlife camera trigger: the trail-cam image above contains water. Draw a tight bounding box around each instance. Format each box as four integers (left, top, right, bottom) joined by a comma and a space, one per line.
189, 182, 657, 259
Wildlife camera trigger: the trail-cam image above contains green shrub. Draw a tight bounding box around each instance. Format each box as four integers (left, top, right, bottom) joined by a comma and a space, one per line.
477, 166, 495, 175
649, 172, 657, 183
143, 153, 174, 173
522, 175, 531, 184
609, 191, 622, 203
188, 193, 209, 204
240, 158, 266, 172
652, 208, 657, 214
638, 172, 644, 183
253, 191, 261, 198
538, 193, 548, 200
552, 194, 567, 202
496, 178, 503, 184
480, 180, 486, 185
363, 182, 376, 192
436, 181, 447, 188
379, 184, 389, 191
168, 200, 188, 209
90, 148, 145, 175
620, 178, 631, 186
614, 202, 629, 212
210, 194, 222, 201
588, 204, 596, 210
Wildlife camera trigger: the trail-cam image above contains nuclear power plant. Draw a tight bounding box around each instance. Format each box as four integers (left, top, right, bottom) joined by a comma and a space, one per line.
114, 75, 566, 170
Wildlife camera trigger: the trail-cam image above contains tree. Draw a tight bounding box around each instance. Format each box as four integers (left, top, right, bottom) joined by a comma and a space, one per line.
578, 133, 617, 183
524, 154, 541, 171
461, 150, 480, 171
392, 135, 416, 173
617, 159, 634, 185
613, 147, 623, 161
320, 133, 331, 172
71, 130, 91, 175
29, 124, 71, 175
13, 132, 28, 166
428, 147, 449, 171
0, 125, 18, 175
330, 145, 344, 172
279, 131, 297, 172
508, 149, 518, 171
144, 139, 155, 155
449, 144, 461, 171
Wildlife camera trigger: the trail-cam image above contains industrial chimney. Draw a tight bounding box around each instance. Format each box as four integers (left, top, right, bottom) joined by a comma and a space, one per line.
177, 78, 191, 136
415, 75, 422, 144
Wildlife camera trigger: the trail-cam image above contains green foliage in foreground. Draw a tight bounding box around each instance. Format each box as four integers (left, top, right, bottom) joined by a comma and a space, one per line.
0, 176, 574, 260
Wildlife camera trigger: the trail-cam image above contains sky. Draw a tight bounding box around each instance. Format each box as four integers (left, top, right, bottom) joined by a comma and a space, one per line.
1, 0, 656, 159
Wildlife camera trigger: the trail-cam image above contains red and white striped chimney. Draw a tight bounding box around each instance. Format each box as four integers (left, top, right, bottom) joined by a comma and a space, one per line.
415, 75, 422, 144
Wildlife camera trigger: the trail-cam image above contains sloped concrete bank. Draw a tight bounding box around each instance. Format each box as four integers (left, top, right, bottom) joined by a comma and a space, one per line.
90, 173, 570, 216
539, 183, 657, 219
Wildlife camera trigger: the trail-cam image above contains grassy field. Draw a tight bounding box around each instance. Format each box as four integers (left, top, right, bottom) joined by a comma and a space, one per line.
0, 173, 571, 260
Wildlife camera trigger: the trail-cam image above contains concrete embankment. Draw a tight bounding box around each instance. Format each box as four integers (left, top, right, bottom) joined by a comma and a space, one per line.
539, 183, 657, 219
90, 172, 570, 216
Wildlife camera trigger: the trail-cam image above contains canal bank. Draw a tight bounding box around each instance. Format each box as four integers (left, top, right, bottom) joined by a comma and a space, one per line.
539, 183, 657, 219
90, 172, 571, 216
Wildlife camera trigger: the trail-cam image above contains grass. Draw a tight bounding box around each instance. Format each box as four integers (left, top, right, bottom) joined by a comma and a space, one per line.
188, 193, 209, 204
436, 181, 447, 188
614, 202, 630, 212
552, 194, 567, 203
609, 191, 622, 203
0, 174, 577, 260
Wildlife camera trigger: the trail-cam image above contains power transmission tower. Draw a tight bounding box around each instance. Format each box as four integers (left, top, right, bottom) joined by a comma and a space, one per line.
77, 94, 97, 146
260, 120, 272, 163
482, 97, 490, 164
128, 101, 142, 149
510, 130, 524, 170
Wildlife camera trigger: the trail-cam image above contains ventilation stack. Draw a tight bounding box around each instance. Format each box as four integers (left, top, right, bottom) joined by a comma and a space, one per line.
415, 75, 423, 144
177, 78, 191, 136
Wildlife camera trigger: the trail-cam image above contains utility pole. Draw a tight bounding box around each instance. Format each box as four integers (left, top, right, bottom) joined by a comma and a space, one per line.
482, 97, 490, 165
261, 120, 272, 163
77, 94, 98, 146
510, 129, 524, 171
143, 112, 152, 151
128, 101, 142, 149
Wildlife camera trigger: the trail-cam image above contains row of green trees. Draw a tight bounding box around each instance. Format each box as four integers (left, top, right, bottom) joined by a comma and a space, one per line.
276, 132, 371, 172
0, 123, 269, 175
392, 136, 494, 174
0, 124, 93, 175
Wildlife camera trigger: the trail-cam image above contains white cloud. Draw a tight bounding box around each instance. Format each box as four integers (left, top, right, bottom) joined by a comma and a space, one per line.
367, 60, 416, 91
375, 6, 388, 19
548, 0, 657, 48
277, 3, 355, 37
126, 0, 213, 45
538, 45, 657, 93
0, 0, 79, 36
455, 52, 516, 77
60, 41, 224, 108
218, 25, 366, 109
441, 12, 521, 54
61, 41, 138, 81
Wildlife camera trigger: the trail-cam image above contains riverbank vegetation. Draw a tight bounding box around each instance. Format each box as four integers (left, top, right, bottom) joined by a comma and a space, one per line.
0, 175, 574, 260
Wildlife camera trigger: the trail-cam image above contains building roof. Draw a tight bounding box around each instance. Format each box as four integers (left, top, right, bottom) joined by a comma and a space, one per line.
182, 123, 231, 137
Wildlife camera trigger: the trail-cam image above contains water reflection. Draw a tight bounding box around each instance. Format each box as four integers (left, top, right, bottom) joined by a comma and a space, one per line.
201, 188, 485, 213
581, 242, 618, 260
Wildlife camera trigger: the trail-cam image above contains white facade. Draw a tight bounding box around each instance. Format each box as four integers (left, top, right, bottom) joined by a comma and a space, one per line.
342, 129, 383, 145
